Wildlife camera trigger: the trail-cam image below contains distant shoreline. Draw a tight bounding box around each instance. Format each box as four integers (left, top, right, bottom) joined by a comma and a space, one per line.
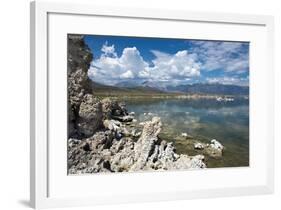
92, 92, 249, 100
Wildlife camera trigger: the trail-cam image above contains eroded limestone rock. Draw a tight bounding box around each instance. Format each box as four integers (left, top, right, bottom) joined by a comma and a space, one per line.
68, 117, 206, 174
77, 94, 103, 137
205, 139, 224, 158
67, 35, 94, 138
194, 142, 204, 150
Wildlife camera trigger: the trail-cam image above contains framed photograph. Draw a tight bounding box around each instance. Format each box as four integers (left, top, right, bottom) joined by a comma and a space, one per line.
30, 1, 274, 209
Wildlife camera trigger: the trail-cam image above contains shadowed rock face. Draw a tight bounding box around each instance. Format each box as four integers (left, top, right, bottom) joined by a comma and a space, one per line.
67, 35, 132, 138
68, 35, 93, 74
67, 35, 210, 174
77, 94, 103, 137
67, 35, 97, 138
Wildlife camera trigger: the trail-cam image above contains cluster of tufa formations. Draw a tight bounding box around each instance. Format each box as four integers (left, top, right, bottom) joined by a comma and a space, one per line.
67, 35, 224, 174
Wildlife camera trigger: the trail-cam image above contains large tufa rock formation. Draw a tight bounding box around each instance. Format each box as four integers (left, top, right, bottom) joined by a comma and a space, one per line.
131, 117, 206, 171
130, 117, 162, 171
67, 35, 92, 108
67, 35, 103, 138
68, 115, 206, 174
76, 94, 103, 137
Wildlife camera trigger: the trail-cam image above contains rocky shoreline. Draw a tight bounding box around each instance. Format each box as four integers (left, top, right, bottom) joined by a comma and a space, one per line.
67, 35, 224, 174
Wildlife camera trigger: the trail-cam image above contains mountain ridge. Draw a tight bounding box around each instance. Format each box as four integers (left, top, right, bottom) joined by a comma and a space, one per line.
90, 80, 249, 96
167, 83, 249, 95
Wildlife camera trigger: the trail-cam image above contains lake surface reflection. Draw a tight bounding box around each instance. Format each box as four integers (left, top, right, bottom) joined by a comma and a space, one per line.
125, 98, 249, 168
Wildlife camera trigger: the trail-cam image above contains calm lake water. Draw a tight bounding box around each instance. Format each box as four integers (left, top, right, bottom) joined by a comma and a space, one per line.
125, 98, 249, 168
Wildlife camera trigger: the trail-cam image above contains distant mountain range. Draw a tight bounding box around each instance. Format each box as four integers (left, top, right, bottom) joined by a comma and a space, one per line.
91, 80, 249, 96
89, 80, 164, 96
166, 83, 249, 95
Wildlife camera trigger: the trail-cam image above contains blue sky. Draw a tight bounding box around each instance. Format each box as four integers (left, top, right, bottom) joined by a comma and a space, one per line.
84, 35, 249, 87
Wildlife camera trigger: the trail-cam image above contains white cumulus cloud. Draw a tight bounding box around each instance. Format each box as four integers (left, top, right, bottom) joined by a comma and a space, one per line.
148, 50, 200, 81
88, 43, 150, 85
88, 42, 201, 85
120, 70, 134, 79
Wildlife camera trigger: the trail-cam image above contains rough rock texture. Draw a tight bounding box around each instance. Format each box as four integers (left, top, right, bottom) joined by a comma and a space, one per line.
194, 142, 204, 150
67, 35, 97, 137
130, 117, 162, 171
68, 116, 206, 174
101, 98, 113, 119
205, 139, 224, 158
77, 94, 103, 137
100, 98, 130, 119
131, 117, 206, 171
192, 139, 224, 158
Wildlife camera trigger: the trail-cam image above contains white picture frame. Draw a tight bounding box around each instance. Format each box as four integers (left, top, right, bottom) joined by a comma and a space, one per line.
30, 0, 274, 209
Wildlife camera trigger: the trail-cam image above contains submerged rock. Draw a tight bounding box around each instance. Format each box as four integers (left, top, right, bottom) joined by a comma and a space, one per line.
194, 142, 204, 150
205, 139, 224, 158
181, 132, 193, 138
190, 139, 224, 158
210, 139, 224, 150
181, 133, 188, 137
